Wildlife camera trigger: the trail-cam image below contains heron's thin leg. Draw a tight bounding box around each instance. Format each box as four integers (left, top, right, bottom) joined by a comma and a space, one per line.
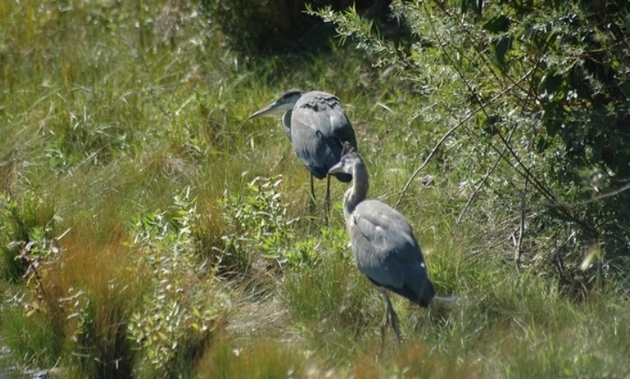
378, 288, 397, 355
379, 319, 388, 355
309, 174, 316, 214
389, 304, 402, 344
324, 175, 331, 222
379, 302, 389, 356
380, 289, 402, 344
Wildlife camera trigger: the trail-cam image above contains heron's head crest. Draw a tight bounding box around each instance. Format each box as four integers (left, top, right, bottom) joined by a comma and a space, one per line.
280, 89, 306, 105
341, 141, 355, 156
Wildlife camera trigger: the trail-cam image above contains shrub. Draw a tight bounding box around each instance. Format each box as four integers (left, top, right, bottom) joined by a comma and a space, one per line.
126, 187, 223, 378
70, 292, 135, 379
217, 175, 317, 276
0, 191, 57, 283
313, 0, 630, 288
197, 0, 394, 54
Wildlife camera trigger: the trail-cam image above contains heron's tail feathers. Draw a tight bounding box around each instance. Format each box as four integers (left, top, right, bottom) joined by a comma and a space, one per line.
340, 141, 355, 156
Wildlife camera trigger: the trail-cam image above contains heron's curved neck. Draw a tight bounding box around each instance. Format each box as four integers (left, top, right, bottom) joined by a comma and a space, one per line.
343, 164, 369, 216
281, 111, 292, 140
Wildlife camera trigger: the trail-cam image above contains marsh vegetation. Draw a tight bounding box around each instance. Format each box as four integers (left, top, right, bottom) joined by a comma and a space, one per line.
0, 0, 629, 377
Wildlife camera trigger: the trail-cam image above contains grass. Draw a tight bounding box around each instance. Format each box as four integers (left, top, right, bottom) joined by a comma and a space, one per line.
0, 0, 629, 378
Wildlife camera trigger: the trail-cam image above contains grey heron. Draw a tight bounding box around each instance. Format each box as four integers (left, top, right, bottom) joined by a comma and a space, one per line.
248, 90, 358, 214
328, 144, 435, 347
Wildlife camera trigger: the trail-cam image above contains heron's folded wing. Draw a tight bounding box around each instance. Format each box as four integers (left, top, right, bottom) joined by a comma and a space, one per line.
350, 200, 423, 287
294, 93, 357, 147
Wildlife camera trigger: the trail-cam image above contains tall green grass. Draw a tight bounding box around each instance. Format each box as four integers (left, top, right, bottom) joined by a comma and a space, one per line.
0, 0, 629, 378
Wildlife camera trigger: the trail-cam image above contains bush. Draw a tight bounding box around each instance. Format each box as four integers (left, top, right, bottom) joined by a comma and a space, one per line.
0, 191, 57, 283
197, 0, 394, 54
313, 0, 630, 288
218, 175, 318, 276
126, 187, 223, 378
70, 292, 135, 379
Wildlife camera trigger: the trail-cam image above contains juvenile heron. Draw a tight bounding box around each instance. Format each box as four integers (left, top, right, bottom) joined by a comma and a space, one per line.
328, 144, 435, 347
248, 90, 358, 214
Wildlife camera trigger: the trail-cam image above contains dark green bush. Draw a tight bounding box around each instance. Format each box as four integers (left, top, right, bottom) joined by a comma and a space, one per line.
127, 187, 221, 377
0, 191, 57, 283
197, 0, 393, 54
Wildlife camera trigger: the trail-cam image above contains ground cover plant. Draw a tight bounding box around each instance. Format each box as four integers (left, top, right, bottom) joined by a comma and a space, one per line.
0, 0, 629, 378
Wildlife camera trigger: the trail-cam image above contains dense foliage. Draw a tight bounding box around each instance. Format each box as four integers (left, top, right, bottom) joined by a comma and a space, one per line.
0, 0, 629, 377
197, 0, 393, 53
315, 0, 630, 288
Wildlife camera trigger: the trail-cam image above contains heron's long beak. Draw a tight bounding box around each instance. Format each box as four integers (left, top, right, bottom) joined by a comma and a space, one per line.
328, 162, 344, 175
247, 101, 283, 119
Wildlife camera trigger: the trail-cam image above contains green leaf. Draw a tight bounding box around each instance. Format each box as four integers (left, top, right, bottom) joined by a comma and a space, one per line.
542, 102, 564, 137
539, 72, 564, 96
535, 135, 548, 153
483, 15, 510, 33
461, 0, 483, 15
492, 35, 512, 67
472, 0, 484, 16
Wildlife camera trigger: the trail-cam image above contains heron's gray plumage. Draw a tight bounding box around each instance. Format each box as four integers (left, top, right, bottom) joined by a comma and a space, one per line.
351, 200, 434, 307
328, 146, 435, 343
249, 89, 358, 213
290, 91, 356, 182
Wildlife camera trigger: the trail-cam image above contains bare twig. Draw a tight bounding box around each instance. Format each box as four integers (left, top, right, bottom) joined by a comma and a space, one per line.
394, 121, 459, 209
395, 67, 538, 209
455, 145, 507, 225
557, 181, 630, 208
515, 180, 528, 266
457, 115, 519, 224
